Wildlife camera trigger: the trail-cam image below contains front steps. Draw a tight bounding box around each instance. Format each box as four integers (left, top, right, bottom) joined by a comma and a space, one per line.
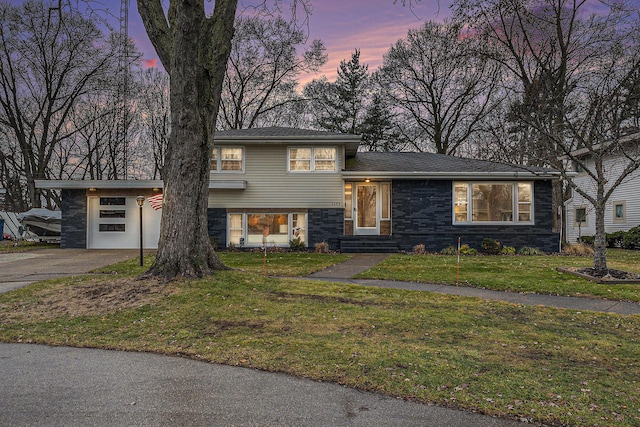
339, 235, 399, 253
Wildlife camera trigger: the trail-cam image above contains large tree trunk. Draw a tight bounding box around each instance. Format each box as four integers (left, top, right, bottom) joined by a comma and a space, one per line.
592, 193, 608, 276
138, 0, 237, 279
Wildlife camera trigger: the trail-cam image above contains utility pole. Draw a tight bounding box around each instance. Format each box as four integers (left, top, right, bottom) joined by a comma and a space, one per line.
116, 0, 130, 179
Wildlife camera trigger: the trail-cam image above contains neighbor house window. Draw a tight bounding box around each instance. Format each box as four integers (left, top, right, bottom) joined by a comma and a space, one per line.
211, 147, 243, 172
288, 147, 336, 172
613, 201, 626, 223
453, 182, 533, 224
575, 207, 587, 226
227, 212, 307, 247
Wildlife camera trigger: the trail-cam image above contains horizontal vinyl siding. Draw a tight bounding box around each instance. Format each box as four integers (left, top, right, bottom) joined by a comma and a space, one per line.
208, 144, 344, 209
566, 155, 640, 243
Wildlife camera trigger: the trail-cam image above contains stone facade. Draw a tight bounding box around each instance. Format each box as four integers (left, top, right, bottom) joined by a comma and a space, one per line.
391, 180, 559, 253
207, 208, 228, 249
306, 208, 344, 250
60, 189, 87, 249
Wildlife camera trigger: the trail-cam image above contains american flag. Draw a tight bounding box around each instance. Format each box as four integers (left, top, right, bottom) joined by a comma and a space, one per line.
148, 193, 163, 210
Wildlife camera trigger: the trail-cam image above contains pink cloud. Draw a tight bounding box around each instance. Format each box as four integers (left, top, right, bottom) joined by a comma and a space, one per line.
143, 58, 159, 68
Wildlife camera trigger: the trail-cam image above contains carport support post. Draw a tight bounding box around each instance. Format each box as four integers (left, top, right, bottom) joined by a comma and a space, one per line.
136, 196, 145, 267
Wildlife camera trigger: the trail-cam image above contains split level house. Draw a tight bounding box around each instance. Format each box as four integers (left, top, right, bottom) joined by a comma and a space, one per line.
37, 127, 562, 253
565, 131, 640, 244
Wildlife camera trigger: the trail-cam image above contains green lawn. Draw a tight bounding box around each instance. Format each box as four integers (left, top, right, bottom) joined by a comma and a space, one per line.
355, 249, 640, 302
1, 269, 638, 426
1, 250, 640, 426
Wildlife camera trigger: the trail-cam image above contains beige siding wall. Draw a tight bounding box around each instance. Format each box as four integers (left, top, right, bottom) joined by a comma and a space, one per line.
566, 154, 640, 243
208, 144, 345, 209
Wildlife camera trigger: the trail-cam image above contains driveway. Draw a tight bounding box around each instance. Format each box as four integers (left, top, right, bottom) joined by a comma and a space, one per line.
0, 249, 139, 293
0, 343, 527, 427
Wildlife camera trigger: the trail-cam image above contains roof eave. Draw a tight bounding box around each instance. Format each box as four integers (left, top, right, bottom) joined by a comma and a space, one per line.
36, 180, 248, 190
341, 171, 562, 180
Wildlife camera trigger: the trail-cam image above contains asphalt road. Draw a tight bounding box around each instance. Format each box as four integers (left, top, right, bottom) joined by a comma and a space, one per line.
0, 343, 530, 427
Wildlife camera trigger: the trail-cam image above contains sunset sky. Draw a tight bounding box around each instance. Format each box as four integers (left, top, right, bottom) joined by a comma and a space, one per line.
110, 0, 625, 84
124, 0, 456, 82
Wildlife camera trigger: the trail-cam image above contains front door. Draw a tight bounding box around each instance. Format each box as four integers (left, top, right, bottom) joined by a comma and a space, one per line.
354, 183, 379, 235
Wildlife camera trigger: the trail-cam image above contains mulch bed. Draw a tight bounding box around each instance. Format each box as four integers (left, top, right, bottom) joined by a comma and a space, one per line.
557, 267, 640, 284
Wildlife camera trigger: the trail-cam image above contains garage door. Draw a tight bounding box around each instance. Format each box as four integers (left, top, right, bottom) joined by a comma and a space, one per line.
87, 196, 162, 249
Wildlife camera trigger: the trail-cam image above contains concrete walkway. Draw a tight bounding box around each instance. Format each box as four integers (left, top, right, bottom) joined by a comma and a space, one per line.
308, 254, 640, 315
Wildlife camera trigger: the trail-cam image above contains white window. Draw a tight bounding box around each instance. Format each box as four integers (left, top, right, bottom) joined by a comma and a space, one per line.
228, 214, 244, 245
575, 207, 587, 226
211, 147, 243, 172
288, 147, 336, 172
227, 212, 307, 247
453, 182, 534, 224
613, 201, 625, 223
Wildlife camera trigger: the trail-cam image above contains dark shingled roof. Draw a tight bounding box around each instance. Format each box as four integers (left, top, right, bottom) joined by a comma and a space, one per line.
346, 152, 557, 175
215, 127, 357, 139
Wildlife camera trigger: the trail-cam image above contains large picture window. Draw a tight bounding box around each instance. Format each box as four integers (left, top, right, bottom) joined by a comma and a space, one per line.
288, 147, 336, 172
211, 147, 243, 172
227, 212, 307, 247
454, 182, 533, 224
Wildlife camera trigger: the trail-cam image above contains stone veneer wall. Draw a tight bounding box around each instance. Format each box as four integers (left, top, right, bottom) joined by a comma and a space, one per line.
60, 189, 87, 249
391, 180, 560, 253
306, 208, 343, 250
207, 208, 227, 249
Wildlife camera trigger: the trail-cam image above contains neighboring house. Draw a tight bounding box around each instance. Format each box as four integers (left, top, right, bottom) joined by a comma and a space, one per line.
37, 127, 561, 252
564, 132, 640, 244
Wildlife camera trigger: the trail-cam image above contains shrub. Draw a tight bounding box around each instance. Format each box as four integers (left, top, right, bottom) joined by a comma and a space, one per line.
500, 246, 516, 255
518, 246, 544, 255
578, 235, 595, 246
562, 242, 594, 256
481, 238, 501, 255
460, 244, 478, 255
440, 245, 457, 255
440, 244, 477, 255
314, 241, 329, 253
623, 226, 640, 250
412, 244, 426, 255
289, 237, 306, 252
209, 237, 218, 250
607, 231, 626, 248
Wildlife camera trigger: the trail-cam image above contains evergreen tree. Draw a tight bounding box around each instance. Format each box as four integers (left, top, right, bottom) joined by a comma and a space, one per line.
306, 49, 370, 134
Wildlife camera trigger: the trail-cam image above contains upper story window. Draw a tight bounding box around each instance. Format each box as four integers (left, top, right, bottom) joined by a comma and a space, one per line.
453, 182, 533, 224
288, 147, 336, 172
211, 147, 244, 172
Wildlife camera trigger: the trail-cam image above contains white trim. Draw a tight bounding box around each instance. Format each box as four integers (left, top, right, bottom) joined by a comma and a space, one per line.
36, 179, 246, 190
452, 181, 535, 225
211, 146, 245, 173
287, 146, 337, 173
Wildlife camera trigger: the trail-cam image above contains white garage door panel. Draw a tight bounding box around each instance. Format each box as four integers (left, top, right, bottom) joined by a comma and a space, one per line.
88, 196, 162, 249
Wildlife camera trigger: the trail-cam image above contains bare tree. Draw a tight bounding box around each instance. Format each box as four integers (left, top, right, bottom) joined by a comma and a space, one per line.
455, 0, 637, 237
136, 68, 170, 179
456, 0, 640, 272
544, 41, 640, 274
0, 0, 118, 208
375, 21, 501, 154
219, 15, 326, 130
